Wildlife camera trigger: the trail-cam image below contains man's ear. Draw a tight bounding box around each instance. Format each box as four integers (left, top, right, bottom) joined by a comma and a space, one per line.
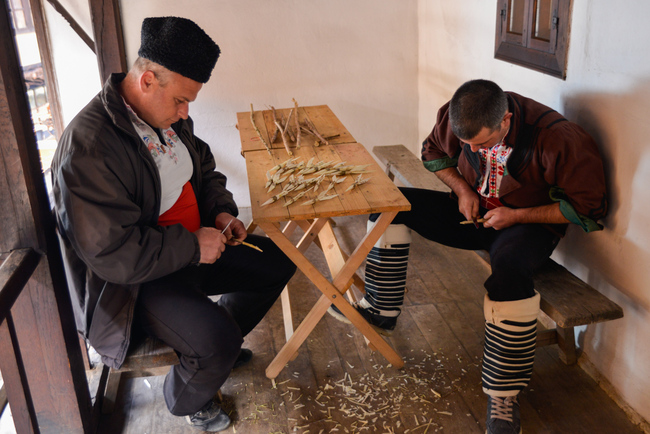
140, 70, 157, 93
503, 111, 513, 123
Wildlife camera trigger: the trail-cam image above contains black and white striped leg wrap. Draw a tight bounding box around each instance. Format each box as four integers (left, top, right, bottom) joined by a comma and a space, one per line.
361, 222, 411, 318
482, 292, 540, 397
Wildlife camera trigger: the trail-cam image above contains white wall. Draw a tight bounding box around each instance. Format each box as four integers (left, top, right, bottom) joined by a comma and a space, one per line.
118, 0, 419, 207
419, 0, 650, 425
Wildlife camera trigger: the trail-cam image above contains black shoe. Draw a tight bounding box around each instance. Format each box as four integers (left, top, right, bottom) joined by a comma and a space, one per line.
186, 400, 231, 432
327, 304, 397, 336
233, 348, 253, 369
486, 395, 522, 434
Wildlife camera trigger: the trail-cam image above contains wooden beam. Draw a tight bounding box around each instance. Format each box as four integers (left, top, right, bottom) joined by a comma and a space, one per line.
30, 0, 71, 138
0, 315, 39, 434
0, 384, 7, 415
88, 0, 127, 84
0, 249, 41, 324
45, 0, 95, 53
0, 2, 94, 431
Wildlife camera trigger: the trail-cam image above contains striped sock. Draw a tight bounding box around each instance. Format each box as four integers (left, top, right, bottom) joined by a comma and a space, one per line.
481, 292, 540, 396
362, 223, 411, 318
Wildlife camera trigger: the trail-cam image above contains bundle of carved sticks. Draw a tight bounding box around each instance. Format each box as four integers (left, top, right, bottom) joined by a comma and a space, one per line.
250, 99, 339, 156
262, 156, 371, 208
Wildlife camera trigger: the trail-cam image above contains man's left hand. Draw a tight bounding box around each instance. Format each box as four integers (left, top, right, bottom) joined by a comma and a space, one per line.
483, 207, 519, 230
215, 212, 248, 245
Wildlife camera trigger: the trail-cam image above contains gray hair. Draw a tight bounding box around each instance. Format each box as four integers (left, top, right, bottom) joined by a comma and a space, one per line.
131, 56, 172, 87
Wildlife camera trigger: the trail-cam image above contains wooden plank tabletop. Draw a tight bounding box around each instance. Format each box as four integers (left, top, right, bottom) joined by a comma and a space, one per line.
244, 142, 410, 223
237, 104, 356, 153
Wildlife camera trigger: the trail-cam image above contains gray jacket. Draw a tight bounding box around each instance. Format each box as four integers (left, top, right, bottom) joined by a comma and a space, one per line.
52, 73, 237, 368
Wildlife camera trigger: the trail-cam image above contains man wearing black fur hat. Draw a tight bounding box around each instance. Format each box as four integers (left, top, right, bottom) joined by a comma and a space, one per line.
52, 16, 296, 432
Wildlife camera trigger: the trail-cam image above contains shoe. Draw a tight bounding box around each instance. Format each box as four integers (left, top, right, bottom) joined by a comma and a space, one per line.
327, 304, 396, 336
233, 348, 252, 369
186, 400, 231, 432
485, 395, 522, 434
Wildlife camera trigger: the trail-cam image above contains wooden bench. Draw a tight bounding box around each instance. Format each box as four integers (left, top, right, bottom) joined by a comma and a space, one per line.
372, 144, 624, 365
101, 337, 179, 413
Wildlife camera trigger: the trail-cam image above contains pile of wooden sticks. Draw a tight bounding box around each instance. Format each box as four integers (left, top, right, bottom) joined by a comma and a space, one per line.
250, 99, 336, 156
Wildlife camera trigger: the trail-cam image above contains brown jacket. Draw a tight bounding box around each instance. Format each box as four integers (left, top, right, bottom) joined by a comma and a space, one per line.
421, 92, 607, 232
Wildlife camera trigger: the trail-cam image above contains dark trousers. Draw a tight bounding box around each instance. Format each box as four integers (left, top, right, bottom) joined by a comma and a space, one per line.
133, 234, 296, 416
374, 188, 561, 302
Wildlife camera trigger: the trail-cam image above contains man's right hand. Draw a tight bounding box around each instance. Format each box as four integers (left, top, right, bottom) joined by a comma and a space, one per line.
194, 227, 228, 264
435, 167, 480, 221
456, 189, 480, 222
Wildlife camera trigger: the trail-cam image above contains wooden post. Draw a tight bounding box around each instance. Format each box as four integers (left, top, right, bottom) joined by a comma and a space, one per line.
0, 2, 93, 432
0, 315, 39, 433
27, 0, 65, 138
88, 0, 127, 84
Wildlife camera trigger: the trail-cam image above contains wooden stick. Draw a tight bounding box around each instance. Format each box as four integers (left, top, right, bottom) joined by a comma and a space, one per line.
231, 239, 263, 252
250, 103, 271, 155
274, 118, 293, 156
300, 125, 328, 147
292, 98, 301, 149
303, 117, 329, 146
459, 218, 488, 225
283, 109, 296, 142
270, 106, 280, 143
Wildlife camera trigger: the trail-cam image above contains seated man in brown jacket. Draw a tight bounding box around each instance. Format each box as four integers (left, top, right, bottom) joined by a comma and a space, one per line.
330, 79, 607, 434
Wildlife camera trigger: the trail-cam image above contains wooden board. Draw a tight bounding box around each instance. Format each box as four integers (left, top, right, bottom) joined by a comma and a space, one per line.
372, 144, 450, 192
114, 337, 179, 373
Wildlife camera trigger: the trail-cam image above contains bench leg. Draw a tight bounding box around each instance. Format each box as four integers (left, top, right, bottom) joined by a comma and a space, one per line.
556, 326, 577, 365
102, 369, 122, 414
79, 335, 92, 370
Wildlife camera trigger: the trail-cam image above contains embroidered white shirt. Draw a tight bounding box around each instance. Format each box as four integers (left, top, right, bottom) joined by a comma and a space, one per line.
477, 140, 512, 199
124, 103, 193, 215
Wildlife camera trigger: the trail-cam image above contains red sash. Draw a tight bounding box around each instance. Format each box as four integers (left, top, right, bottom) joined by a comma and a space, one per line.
479, 195, 503, 210
157, 181, 200, 232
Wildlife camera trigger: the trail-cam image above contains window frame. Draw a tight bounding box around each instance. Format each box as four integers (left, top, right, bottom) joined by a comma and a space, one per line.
7, 0, 35, 34
494, 0, 572, 79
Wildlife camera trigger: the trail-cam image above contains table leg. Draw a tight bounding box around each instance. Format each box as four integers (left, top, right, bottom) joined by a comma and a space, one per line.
279, 222, 300, 341
265, 294, 333, 378
295, 219, 365, 299
259, 213, 404, 379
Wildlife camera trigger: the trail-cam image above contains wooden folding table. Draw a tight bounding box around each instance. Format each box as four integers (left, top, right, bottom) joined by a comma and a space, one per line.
237, 105, 411, 379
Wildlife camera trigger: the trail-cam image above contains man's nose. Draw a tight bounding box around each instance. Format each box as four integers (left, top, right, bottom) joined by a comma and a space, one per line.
178, 103, 189, 119
470, 144, 482, 153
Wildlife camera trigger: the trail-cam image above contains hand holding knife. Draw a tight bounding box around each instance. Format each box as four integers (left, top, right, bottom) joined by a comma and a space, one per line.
219, 218, 263, 252
220, 218, 234, 234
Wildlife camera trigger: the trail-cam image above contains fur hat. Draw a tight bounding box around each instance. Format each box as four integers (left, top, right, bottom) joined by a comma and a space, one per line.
138, 16, 220, 83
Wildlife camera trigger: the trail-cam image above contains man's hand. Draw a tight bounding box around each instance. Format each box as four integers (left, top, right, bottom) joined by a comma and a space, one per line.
457, 189, 480, 222
483, 203, 569, 230
435, 167, 480, 222
215, 212, 247, 245
194, 227, 227, 263
483, 207, 518, 230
